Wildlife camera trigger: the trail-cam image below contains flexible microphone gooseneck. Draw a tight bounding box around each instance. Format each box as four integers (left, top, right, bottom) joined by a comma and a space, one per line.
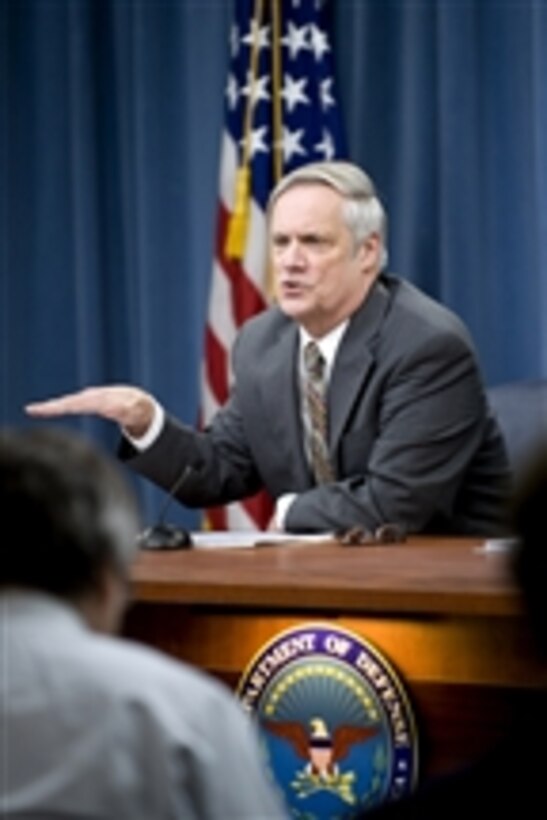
137, 464, 194, 550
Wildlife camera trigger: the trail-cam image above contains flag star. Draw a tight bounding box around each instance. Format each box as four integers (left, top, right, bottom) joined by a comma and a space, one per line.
282, 21, 309, 60
310, 23, 330, 60
315, 128, 335, 160
281, 74, 310, 113
280, 126, 307, 163
241, 72, 271, 105
319, 76, 335, 110
241, 20, 270, 52
225, 74, 239, 110
242, 125, 270, 158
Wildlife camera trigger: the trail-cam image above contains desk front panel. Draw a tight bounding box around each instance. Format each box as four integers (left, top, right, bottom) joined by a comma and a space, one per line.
124, 538, 545, 781
124, 602, 546, 780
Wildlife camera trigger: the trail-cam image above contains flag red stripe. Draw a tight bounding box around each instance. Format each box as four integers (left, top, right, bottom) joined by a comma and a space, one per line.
242, 489, 274, 529
204, 505, 227, 530
204, 325, 229, 406
216, 203, 268, 324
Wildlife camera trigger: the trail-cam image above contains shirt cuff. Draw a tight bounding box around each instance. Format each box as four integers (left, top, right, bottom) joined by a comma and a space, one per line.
123, 400, 165, 452
275, 493, 297, 531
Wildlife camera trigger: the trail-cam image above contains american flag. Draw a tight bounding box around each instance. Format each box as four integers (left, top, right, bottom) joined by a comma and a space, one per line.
201, 0, 347, 531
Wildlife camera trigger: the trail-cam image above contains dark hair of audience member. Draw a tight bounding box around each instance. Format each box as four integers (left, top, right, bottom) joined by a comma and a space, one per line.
0, 426, 139, 599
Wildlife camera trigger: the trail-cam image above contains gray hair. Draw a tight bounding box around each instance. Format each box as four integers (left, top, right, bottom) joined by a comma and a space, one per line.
268, 161, 388, 269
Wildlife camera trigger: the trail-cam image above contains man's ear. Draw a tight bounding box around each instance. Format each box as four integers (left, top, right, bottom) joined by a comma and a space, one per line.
357, 232, 382, 274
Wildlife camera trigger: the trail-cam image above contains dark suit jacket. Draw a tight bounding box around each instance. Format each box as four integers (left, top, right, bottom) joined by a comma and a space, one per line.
123, 274, 511, 535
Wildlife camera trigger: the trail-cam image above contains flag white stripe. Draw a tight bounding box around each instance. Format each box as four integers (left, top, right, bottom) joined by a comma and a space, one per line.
200, 366, 221, 425
207, 261, 237, 352
243, 199, 269, 294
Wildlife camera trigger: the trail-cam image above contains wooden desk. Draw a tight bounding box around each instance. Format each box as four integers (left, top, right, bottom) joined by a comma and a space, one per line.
124, 536, 547, 782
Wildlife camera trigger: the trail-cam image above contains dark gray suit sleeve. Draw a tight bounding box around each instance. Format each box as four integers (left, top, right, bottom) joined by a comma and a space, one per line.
120, 392, 263, 508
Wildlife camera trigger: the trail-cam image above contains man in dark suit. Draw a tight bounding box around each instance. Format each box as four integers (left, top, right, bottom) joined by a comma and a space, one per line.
26, 160, 510, 535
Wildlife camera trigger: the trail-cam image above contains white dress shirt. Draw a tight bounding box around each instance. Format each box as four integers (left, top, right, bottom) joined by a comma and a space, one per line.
0, 591, 287, 819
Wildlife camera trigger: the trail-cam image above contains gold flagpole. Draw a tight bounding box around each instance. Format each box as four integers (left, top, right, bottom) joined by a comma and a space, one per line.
225, 0, 265, 259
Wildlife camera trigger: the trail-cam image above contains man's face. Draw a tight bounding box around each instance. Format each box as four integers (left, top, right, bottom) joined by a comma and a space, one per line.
270, 183, 380, 337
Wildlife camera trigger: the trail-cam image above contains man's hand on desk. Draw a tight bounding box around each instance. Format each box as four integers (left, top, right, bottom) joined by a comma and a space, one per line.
25, 385, 156, 439
336, 524, 407, 546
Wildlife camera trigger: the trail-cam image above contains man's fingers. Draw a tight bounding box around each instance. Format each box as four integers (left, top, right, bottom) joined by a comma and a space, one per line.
25, 386, 155, 437
25, 387, 117, 417
25, 393, 96, 417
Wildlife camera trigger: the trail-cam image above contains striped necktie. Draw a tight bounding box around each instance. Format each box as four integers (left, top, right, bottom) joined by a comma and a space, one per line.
303, 340, 335, 484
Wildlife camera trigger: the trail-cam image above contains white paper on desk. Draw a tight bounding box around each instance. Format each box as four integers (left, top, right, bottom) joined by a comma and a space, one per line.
190, 531, 332, 550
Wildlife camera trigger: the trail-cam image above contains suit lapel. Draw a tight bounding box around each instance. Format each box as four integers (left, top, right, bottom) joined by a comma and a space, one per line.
328, 278, 390, 452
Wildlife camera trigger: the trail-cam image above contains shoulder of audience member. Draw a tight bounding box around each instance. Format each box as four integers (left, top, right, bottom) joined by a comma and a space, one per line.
77, 631, 245, 719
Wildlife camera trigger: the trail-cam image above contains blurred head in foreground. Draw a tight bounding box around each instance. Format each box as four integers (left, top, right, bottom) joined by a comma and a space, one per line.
0, 425, 140, 632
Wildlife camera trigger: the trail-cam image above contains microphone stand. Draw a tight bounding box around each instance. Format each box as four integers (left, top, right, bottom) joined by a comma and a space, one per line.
137, 465, 194, 550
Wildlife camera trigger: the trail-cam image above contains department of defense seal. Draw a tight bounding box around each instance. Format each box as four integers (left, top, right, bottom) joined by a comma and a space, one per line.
237, 623, 418, 819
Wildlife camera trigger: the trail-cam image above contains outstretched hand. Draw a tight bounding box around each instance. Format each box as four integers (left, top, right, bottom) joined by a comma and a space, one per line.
25, 385, 156, 438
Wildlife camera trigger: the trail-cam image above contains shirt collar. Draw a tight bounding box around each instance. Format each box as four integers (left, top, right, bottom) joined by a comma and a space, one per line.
299, 320, 349, 381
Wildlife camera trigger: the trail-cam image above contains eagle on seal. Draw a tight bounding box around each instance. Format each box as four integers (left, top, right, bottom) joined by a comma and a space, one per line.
262, 716, 380, 779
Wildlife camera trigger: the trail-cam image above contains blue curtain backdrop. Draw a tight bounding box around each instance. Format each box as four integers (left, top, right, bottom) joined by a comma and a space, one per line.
2, 0, 547, 529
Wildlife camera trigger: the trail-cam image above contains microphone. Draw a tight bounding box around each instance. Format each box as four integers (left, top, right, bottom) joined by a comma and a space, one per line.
137, 464, 194, 550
